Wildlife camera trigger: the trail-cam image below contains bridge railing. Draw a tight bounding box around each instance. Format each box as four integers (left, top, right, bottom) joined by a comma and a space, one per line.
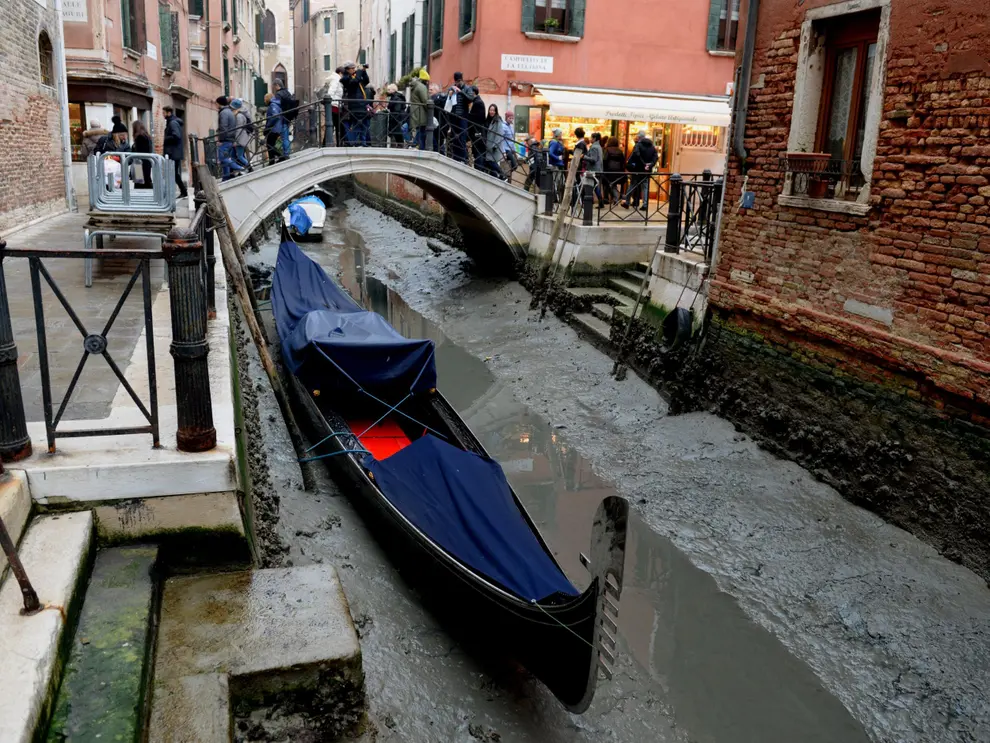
192, 96, 724, 229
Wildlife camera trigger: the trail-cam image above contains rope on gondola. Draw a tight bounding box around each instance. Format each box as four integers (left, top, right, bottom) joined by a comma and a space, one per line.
298, 448, 370, 463
313, 345, 449, 440
529, 599, 600, 651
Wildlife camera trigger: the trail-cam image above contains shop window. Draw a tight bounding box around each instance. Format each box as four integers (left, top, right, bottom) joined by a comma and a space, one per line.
522, 0, 584, 37
706, 0, 740, 52
459, 0, 475, 38
263, 9, 276, 44
38, 32, 54, 87
429, 0, 443, 53
681, 125, 720, 150
782, 0, 888, 211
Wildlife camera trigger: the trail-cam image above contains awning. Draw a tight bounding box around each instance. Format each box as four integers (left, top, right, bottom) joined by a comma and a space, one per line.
533, 84, 731, 128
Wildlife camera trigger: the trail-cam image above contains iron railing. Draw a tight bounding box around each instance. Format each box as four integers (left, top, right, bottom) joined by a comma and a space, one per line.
662, 172, 724, 262
782, 156, 865, 200
1, 245, 161, 451
0, 216, 217, 456
190, 95, 727, 230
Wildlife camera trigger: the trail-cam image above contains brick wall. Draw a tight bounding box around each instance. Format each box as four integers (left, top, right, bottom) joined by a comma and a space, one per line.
0, 0, 67, 234
712, 0, 990, 407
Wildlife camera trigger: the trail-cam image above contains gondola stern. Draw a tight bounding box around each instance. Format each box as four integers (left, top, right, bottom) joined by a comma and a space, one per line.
566, 495, 630, 714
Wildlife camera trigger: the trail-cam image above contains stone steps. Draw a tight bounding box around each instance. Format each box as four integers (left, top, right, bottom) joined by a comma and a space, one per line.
46, 545, 160, 742
608, 276, 645, 301
0, 471, 32, 579
592, 302, 643, 323
572, 312, 613, 343
564, 286, 636, 309
624, 269, 649, 285
0, 511, 94, 743
149, 565, 365, 741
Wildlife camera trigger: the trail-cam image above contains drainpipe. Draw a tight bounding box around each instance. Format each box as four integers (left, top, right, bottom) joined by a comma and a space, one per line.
53, 0, 76, 212
733, 0, 760, 163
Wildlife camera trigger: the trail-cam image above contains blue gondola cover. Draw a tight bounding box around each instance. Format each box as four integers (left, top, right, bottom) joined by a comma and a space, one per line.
272, 237, 577, 603
365, 436, 579, 602
272, 238, 437, 394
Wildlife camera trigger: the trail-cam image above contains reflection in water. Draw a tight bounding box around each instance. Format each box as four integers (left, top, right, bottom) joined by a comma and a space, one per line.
322, 222, 869, 743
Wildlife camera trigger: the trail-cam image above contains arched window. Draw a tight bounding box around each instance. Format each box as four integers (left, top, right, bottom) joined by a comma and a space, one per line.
272, 63, 287, 91
38, 32, 54, 87
263, 9, 277, 45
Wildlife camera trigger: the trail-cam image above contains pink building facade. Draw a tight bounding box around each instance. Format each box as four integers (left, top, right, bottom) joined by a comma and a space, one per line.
420, 0, 738, 173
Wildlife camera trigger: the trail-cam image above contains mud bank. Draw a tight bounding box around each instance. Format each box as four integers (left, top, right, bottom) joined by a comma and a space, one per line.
312, 198, 990, 743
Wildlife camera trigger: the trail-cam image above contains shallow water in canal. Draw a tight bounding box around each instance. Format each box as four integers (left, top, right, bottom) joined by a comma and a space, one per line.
252, 206, 872, 743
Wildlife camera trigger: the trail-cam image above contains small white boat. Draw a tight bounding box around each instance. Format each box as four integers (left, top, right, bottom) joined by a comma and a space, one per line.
282, 194, 328, 241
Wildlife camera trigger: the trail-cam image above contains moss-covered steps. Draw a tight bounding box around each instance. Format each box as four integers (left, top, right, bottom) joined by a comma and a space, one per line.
46, 545, 159, 742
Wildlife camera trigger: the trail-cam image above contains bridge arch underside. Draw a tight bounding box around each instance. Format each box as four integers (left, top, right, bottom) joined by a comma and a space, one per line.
226, 152, 534, 269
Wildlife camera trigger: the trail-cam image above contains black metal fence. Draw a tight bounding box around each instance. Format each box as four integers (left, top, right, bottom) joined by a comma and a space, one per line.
0, 215, 218, 458
663, 171, 724, 262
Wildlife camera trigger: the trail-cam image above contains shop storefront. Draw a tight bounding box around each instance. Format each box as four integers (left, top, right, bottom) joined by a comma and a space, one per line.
513, 84, 731, 177
67, 81, 153, 160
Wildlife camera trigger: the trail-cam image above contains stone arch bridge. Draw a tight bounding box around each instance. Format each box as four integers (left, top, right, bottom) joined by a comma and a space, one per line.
218, 148, 538, 263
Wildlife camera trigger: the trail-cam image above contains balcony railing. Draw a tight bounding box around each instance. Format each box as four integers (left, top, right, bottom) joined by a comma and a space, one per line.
782, 156, 865, 201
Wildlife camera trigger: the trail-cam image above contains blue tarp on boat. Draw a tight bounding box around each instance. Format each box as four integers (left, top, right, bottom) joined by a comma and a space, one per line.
286, 195, 325, 235
365, 435, 579, 602
272, 236, 576, 602
272, 238, 437, 394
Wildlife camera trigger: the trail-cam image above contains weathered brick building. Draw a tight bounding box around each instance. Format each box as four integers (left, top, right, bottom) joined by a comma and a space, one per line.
702, 0, 990, 576
0, 0, 69, 233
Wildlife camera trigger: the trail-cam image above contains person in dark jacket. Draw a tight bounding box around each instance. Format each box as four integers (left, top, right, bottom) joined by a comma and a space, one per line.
602, 136, 626, 205
569, 127, 589, 211
271, 80, 294, 157
162, 106, 187, 197
430, 83, 446, 154
263, 93, 287, 164
523, 137, 546, 193
547, 128, 565, 168
622, 130, 659, 210
95, 119, 130, 155
386, 83, 407, 147
215, 96, 243, 180
445, 72, 468, 163
466, 86, 486, 170
341, 61, 371, 145
132, 120, 154, 189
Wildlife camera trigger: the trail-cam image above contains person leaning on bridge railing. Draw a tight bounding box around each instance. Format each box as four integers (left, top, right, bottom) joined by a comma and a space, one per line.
341, 61, 372, 146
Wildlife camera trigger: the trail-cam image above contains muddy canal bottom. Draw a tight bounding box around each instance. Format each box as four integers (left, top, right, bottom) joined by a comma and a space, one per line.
251, 218, 869, 742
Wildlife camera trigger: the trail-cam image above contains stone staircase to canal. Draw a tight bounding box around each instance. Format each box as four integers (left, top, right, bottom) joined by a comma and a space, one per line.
0, 483, 366, 742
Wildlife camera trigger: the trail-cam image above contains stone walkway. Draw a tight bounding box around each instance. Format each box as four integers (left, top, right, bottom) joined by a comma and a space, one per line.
3, 211, 167, 422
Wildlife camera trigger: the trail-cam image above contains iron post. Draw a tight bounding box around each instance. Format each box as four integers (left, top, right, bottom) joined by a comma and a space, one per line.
194, 191, 217, 319
0, 246, 32, 462
0, 506, 41, 616
581, 172, 595, 226
425, 100, 435, 151
163, 227, 216, 453
664, 174, 684, 254
323, 96, 334, 147
541, 163, 554, 216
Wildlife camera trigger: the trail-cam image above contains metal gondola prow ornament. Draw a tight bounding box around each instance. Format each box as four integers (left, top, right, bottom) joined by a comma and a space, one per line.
574, 495, 630, 711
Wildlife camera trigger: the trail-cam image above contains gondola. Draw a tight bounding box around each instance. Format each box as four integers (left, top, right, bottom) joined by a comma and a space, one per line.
269, 230, 628, 712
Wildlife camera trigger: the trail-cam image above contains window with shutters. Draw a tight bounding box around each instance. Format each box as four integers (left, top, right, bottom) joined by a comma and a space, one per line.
220, 0, 226, 22
400, 19, 409, 75
459, 0, 475, 37
223, 57, 230, 96
358, 48, 366, 65
405, 13, 415, 72
232, 0, 238, 34
324, 55, 331, 71
706, 0, 739, 52
337, 12, 344, 29
263, 9, 276, 44
324, 16, 330, 33
389, 31, 397, 82
521, 0, 584, 38
120, 0, 145, 52
302, 0, 309, 23
159, 7, 181, 69
189, 0, 204, 18
429, 0, 443, 54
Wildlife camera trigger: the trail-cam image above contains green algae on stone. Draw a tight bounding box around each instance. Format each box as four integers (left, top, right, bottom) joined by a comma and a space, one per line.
46, 546, 159, 743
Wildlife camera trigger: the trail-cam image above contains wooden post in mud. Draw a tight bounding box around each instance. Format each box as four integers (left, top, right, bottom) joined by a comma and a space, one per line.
197, 166, 317, 491
532, 152, 582, 309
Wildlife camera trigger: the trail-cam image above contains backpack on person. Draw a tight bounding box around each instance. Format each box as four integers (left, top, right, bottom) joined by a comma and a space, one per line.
243, 110, 255, 134
278, 89, 300, 121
